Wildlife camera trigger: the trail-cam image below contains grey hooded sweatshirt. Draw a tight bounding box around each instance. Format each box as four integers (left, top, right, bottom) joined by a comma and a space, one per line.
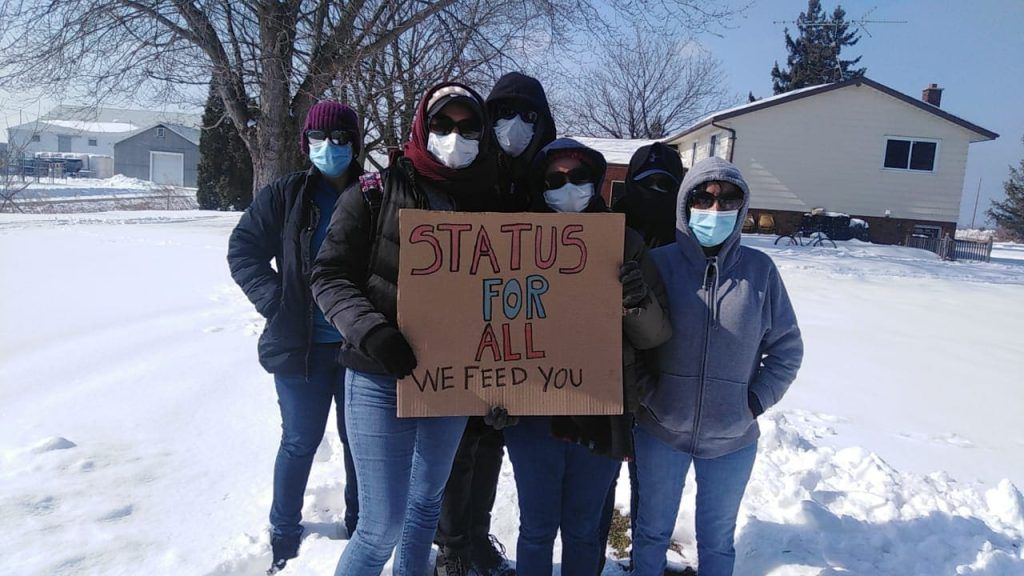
638, 156, 804, 459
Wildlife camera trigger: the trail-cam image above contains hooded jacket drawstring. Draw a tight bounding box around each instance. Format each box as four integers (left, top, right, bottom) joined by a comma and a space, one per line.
704, 257, 721, 328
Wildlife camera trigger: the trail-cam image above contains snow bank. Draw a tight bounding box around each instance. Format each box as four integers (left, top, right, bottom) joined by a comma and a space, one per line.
1, 213, 1021, 575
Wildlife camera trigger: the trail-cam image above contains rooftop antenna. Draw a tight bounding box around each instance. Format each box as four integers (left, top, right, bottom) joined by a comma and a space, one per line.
773, 6, 907, 81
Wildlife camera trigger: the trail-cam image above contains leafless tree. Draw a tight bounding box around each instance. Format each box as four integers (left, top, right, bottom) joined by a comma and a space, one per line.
0, 0, 746, 191
563, 30, 736, 139
332, 1, 526, 170
0, 118, 37, 212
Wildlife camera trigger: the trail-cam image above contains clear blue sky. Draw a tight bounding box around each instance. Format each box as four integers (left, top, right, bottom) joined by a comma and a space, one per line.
701, 0, 1024, 227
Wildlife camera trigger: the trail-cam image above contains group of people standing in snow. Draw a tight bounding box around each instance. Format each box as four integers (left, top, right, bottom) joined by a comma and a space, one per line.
227, 73, 804, 576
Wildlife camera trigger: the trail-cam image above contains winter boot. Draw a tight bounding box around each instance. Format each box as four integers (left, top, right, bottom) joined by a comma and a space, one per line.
267, 528, 303, 575
435, 545, 471, 576
471, 535, 516, 576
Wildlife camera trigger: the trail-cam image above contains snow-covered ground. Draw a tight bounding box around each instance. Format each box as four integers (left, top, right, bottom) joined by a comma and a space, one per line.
7, 176, 198, 212
16, 174, 171, 198
0, 212, 1021, 575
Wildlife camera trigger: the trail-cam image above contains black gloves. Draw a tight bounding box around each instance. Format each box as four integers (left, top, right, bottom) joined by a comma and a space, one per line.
363, 325, 417, 378
620, 260, 649, 309
748, 391, 764, 418
484, 406, 519, 430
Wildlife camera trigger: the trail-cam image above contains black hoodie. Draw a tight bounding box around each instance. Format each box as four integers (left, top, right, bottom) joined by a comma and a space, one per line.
486, 72, 557, 211
613, 142, 685, 248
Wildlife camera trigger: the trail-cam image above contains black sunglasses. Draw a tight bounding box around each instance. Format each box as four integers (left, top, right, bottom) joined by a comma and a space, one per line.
306, 129, 355, 146
638, 173, 678, 194
497, 105, 539, 124
428, 114, 482, 140
544, 166, 592, 190
688, 185, 744, 211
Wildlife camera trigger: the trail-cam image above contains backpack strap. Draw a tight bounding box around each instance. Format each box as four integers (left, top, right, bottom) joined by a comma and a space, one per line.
359, 172, 383, 236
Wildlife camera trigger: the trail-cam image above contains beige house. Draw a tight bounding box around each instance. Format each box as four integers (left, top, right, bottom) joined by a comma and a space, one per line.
664, 77, 998, 244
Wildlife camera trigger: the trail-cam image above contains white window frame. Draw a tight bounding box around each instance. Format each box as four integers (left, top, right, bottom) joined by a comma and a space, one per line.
881, 136, 941, 174
87, 138, 98, 147
149, 151, 185, 186
156, 127, 166, 138
709, 134, 718, 158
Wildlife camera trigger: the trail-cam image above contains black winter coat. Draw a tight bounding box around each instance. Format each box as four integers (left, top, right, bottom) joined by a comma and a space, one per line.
227, 168, 360, 375
312, 156, 481, 374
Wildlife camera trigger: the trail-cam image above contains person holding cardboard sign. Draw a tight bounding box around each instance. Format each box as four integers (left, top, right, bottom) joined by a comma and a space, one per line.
501, 138, 672, 576
311, 82, 501, 576
433, 71, 557, 576
632, 157, 804, 576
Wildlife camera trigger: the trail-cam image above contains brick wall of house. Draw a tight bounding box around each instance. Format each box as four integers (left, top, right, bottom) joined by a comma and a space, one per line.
745, 208, 956, 245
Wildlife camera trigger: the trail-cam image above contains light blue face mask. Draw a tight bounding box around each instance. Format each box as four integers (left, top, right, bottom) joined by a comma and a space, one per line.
688, 208, 739, 247
544, 182, 594, 213
309, 141, 352, 178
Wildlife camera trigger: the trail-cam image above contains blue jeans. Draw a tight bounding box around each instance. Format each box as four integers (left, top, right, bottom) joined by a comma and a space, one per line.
504, 417, 621, 576
271, 344, 358, 539
336, 370, 468, 576
631, 425, 757, 576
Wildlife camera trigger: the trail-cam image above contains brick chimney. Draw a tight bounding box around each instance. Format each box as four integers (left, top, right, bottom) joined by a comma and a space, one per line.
922, 83, 943, 107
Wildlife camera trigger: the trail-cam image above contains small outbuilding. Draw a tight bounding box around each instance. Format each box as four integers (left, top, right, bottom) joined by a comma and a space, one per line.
114, 124, 200, 187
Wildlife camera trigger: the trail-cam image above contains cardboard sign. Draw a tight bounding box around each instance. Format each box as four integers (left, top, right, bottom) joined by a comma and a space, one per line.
396, 209, 625, 417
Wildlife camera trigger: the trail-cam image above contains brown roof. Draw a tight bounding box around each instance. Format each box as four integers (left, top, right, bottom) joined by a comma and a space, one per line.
664, 77, 999, 143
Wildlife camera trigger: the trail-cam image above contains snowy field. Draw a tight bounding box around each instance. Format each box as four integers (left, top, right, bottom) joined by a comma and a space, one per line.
0, 211, 1021, 576
6, 176, 198, 212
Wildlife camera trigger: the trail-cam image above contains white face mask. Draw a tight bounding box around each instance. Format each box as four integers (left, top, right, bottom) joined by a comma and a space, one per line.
544, 182, 594, 213
427, 132, 479, 169
494, 117, 535, 157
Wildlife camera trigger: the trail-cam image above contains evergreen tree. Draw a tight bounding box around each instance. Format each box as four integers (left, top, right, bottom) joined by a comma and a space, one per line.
987, 137, 1024, 241
197, 80, 253, 211
770, 0, 866, 95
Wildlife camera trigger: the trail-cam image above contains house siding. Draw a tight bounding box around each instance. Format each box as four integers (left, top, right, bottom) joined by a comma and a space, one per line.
114, 127, 199, 187
686, 85, 978, 225
7, 127, 128, 158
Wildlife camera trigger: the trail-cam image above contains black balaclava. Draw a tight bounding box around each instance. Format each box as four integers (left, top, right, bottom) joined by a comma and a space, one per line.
613, 142, 685, 247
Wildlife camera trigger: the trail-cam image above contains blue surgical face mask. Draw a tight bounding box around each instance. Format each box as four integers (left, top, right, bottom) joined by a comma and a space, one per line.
309, 141, 352, 178
544, 182, 594, 213
688, 208, 738, 247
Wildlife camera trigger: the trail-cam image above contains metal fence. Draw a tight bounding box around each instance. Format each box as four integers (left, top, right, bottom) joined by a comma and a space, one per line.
905, 234, 994, 263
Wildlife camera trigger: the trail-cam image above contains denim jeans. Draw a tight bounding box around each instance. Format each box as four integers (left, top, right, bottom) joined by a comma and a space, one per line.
504, 417, 621, 576
271, 344, 358, 539
335, 370, 468, 576
631, 425, 757, 576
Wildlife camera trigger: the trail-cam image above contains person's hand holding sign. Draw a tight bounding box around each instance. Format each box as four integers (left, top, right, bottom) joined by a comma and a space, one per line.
619, 260, 649, 310
364, 325, 418, 378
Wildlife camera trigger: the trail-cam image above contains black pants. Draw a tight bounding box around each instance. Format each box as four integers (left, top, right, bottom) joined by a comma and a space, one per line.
435, 417, 505, 553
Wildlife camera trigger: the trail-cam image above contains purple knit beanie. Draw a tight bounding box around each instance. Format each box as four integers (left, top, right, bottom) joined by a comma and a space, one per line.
301, 101, 361, 155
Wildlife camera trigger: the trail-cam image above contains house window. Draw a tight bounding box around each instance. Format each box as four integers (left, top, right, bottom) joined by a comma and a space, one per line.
912, 224, 942, 239
610, 181, 625, 205
883, 138, 938, 172
157, 127, 165, 138
88, 138, 97, 147
709, 134, 718, 158
691, 142, 697, 165
31, 134, 40, 142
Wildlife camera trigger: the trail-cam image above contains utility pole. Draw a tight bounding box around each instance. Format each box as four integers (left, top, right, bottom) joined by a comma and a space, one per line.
971, 177, 982, 229
773, 6, 907, 80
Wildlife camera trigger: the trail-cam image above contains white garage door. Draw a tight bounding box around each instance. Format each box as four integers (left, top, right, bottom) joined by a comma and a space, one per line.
150, 151, 184, 186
